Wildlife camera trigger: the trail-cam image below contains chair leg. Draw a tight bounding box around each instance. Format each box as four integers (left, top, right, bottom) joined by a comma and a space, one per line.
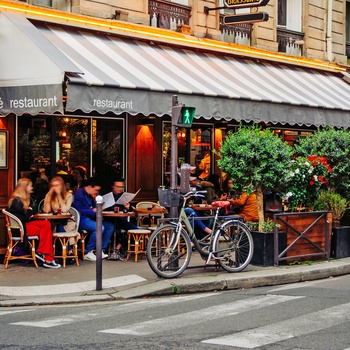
30, 240, 39, 268
4, 243, 12, 269
73, 238, 79, 266
80, 235, 85, 260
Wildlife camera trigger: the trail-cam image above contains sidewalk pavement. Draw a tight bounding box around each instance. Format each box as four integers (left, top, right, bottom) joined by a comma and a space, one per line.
1, 253, 350, 307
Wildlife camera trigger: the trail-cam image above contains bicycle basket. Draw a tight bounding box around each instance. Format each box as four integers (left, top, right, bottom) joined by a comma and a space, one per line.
158, 187, 180, 207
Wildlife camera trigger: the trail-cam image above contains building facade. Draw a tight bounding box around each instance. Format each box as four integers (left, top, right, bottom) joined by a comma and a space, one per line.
1, 0, 350, 253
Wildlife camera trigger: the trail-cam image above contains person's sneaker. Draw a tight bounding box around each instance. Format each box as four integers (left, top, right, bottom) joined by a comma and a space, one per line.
43, 260, 61, 269
84, 251, 96, 261
101, 252, 109, 259
35, 253, 46, 263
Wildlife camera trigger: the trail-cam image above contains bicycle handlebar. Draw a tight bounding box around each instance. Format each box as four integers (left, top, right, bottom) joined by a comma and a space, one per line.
181, 189, 207, 199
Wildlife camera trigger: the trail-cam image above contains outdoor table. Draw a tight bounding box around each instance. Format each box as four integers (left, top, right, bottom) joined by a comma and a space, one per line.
102, 211, 135, 260
33, 212, 72, 230
190, 205, 217, 211
134, 207, 168, 227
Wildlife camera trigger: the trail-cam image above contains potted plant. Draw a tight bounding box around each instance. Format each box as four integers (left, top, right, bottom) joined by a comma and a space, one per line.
314, 190, 350, 259
315, 190, 348, 225
246, 219, 286, 266
217, 124, 293, 232
295, 127, 350, 198
284, 155, 332, 211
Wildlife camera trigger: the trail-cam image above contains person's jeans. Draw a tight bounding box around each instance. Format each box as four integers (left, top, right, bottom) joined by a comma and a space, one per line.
184, 208, 209, 236
80, 218, 114, 253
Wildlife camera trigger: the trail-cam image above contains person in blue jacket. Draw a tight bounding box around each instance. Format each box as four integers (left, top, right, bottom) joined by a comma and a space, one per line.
72, 177, 114, 261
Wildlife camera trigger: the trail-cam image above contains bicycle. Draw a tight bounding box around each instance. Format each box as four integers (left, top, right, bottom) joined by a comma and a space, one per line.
146, 189, 254, 278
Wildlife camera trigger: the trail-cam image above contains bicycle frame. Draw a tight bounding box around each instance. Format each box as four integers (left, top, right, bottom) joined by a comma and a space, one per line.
167, 193, 221, 257
147, 189, 254, 278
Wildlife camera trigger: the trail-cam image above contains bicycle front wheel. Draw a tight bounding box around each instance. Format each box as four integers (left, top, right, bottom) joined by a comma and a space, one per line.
212, 220, 253, 273
146, 224, 192, 279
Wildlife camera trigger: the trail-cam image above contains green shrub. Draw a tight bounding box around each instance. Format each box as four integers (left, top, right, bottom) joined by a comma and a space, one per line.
314, 190, 348, 222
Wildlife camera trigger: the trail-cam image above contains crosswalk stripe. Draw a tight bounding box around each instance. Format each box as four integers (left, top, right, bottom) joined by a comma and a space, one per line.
0, 275, 146, 297
10, 292, 218, 328
202, 301, 350, 348
0, 310, 33, 316
99, 294, 303, 335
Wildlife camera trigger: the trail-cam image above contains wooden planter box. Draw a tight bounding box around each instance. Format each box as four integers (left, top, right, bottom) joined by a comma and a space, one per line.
331, 226, 350, 259
274, 211, 332, 265
250, 231, 286, 266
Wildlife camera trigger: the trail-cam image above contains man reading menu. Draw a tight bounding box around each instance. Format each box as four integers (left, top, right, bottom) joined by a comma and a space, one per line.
103, 179, 139, 259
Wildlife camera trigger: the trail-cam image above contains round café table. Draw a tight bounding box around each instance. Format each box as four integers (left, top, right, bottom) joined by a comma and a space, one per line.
102, 211, 135, 260
33, 212, 72, 230
134, 207, 168, 227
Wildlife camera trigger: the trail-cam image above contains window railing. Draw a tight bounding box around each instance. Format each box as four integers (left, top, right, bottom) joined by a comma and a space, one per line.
277, 27, 304, 55
149, 0, 191, 29
219, 14, 252, 39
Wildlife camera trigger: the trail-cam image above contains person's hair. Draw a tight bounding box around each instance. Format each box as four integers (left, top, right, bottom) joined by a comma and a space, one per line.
222, 177, 233, 192
208, 173, 221, 193
83, 177, 101, 188
8, 178, 32, 210
114, 178, 125, 183
48, 176, 68, 205
74, 166, 87, 179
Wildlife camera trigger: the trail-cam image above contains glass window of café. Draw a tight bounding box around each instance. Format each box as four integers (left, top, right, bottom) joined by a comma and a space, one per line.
17, 115, 125, 192
162, 122, 213, 185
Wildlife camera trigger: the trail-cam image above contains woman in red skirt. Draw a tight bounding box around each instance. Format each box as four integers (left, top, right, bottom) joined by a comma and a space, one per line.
7, 178, 61, 269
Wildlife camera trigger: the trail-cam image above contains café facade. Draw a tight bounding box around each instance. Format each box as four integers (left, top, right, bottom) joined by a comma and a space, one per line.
1, 1, 350, 253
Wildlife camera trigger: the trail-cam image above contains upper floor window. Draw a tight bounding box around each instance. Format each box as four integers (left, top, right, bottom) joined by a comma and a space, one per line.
277, 0, 302, 32
277, 0, 303, 56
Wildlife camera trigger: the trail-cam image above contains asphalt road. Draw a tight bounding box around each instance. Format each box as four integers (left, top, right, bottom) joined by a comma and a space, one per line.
1, 275, 350, 349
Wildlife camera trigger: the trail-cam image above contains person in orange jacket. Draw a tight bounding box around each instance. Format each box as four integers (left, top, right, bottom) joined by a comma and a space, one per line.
230, 192, 259, 222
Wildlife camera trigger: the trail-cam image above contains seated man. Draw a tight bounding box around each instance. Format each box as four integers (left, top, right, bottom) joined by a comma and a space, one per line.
73, 177, 114, 261
104, 178, 138, 258
230, 192, 259, 222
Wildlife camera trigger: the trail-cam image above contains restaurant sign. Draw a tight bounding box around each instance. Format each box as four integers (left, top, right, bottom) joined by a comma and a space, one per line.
0, 84, 63, 116
224, 0, 270, 9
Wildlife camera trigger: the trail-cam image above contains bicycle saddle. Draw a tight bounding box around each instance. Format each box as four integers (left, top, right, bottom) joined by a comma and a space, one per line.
211, 200, 231, 208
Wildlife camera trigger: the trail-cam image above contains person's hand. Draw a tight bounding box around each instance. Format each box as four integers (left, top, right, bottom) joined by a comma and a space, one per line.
124, 203, 130, 210
220, 193, 227, 200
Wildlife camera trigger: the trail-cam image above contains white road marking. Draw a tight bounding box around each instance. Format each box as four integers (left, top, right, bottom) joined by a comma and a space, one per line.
10, 292, 219, 328
0, 310, 33, 315
0, 275, 146, 296
99, 294, 303, 335
268, 277, 341, 292
203, 301, 350, 348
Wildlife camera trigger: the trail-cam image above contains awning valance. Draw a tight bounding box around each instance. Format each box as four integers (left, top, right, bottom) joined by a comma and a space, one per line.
1, 12, 350, 127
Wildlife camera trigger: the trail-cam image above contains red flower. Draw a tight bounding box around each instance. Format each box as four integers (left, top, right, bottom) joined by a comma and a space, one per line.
309, 180, 315, 186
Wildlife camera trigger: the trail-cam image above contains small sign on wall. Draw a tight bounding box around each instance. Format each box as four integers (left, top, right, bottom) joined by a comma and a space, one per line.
0, 130, 8, 169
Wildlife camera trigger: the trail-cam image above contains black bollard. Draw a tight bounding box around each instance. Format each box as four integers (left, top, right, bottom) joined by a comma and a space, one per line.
95, 195, 103, 291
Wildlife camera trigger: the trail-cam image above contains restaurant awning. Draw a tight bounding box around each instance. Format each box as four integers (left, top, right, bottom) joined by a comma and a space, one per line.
1, 12, 350, 127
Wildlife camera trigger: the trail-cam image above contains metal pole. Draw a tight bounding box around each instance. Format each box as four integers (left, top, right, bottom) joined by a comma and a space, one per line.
170, 95, 179, 218
95, 195, 103, 291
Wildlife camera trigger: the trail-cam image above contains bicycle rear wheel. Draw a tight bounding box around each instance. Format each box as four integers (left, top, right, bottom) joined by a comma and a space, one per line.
212, 220, 253, 272
146, 224, 192, 278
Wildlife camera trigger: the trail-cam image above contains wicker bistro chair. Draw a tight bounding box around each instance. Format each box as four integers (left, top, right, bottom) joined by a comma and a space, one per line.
135, 201, 164, 231
37, 199, 45, 213
126, 228, 151, 262
2, 209, 39, 268
52, 207, 80, 268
